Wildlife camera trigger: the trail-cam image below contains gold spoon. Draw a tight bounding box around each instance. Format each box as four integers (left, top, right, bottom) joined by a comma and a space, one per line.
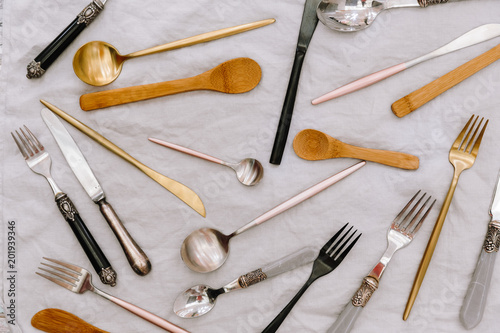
293, 129, 419, 170
32, 308, 109, 333
73, 18, 275, 86
79, 57, 261, 111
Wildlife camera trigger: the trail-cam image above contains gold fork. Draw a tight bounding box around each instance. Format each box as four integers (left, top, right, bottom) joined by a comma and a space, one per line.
403, 115, 488, 320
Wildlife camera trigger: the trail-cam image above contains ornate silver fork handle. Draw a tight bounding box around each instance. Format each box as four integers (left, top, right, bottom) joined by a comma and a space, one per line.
327, 192, 435, 333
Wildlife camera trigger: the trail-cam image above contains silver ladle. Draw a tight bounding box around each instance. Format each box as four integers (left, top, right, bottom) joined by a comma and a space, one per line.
173, 247, 316, 318
149, 137, 264, 186
180, 161, 366, 273
317, 0, 457, 32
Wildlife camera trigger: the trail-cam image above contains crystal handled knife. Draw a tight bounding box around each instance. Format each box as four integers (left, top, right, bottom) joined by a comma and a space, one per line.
26, 0, 107, 79
41, 108, 151, 276
460, 170, 500, 329
40, 99, 206, 217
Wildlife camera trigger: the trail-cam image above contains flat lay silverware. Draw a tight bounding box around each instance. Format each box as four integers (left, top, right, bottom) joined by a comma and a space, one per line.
293, 129, 419, 170
327, 191, 435, 333
181, 160, 366, 273
317, 0, 457, 32
262, 224, 361, 333
41, 108, 151, 276
79, 57, 262, 111
270, 0, 322, 165
404, 115, 488, 320
27, 0, 108, 79
460, 169, 500, 329
36, 258, 189, 333
392, 43, 500, 118
40, 99, 206, 217
31, 308, 109, 333
312, 24, 500, 105
174, 247, 317, 318
11, 126, 117, 286
73, 18, 275, 86
149, 137, 264, 186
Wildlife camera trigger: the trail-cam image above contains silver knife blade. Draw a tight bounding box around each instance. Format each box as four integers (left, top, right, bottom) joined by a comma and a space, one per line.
41, 108, 104, 202
489, 170, 500, 220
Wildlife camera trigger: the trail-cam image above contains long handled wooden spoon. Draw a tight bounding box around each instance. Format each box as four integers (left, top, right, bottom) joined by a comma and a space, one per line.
32, 308, 109, 333
80, 57, 261, 111
392, 43, 500, 118
293, 129, 419, 170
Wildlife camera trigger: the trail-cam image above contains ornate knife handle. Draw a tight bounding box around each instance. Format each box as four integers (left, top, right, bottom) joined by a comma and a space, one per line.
26, 0, 104, 79
460, 220, 500, 329
55, 192, 117, 286
97, 199, 151, 276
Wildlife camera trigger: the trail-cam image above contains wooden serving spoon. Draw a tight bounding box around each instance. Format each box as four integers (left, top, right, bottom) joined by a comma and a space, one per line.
293, 129, 419, 170
31, 308, 109, 333
80, 57, 262, 111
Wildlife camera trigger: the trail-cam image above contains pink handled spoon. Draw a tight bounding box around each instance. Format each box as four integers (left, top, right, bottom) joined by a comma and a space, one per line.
312, 24, 500, 105
149, 137, 264, 186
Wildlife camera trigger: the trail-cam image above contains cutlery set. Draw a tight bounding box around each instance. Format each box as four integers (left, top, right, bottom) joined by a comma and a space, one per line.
15, 0, 500, 332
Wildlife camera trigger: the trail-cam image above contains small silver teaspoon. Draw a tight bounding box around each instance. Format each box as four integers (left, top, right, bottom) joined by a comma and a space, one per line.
317, 0, 455, 32
149, 137, 264, 186
173, 247, 316, 318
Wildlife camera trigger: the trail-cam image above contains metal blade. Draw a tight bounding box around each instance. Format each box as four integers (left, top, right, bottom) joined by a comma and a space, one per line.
489, 170, 500, 221
41, 108, 104, 203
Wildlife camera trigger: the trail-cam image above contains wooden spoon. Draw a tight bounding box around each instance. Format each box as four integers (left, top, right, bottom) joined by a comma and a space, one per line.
293, 129, 419, 170
80, 57, 262, 111
31, 308, 109, 333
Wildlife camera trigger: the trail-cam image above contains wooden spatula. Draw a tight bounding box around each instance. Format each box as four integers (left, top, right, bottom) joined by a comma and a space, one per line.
293, 129, 419, 170
392, 44, 500, 118
32, 308, 109, 333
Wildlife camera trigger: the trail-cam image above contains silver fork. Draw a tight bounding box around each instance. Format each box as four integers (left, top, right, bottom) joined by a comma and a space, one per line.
327, 191, 435, 333
12, 126, 117, 286
37, 258, 190, 333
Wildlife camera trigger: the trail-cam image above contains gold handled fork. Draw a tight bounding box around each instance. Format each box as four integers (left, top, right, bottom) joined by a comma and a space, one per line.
36, 258, 190, 333
403, 115, 488, 320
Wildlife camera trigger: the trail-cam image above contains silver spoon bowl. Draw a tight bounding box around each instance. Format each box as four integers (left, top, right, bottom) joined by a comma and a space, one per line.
317, 0, 453, 32
149, 138, 264, 186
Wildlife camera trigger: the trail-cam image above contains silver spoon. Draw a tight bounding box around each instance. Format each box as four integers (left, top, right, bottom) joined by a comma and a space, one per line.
180, 161, 366, 273
149, 137, 264, 186
317, 0, 456, 32
174, 247, 316, 318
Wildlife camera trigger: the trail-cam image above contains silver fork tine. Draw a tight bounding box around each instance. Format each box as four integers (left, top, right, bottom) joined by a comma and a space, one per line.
43, 257, 84, 273
471, 119, 488, 156
396, 191, 426, 229
36, 272, 75, 291
24, 125, 44, 151
14, 129, 35, 157
19, 127, 40, 154
41, 262, 81, 279
392, 190, 421, 228
11, 132, 29, 159
409, 199, 436, 236
38, 267, 78, 285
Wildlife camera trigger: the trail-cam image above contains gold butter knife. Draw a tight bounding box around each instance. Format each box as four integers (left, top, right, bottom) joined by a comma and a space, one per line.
40, 99, 206, 217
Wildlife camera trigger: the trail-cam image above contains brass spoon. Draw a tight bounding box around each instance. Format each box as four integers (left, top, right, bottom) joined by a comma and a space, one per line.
293, 129, 419, 170
79, 58, 262, 111
32, 308, 109, 333
73, 18, 275, 86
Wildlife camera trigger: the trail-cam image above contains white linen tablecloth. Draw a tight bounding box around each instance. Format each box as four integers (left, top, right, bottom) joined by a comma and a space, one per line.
2, 0, 500, 332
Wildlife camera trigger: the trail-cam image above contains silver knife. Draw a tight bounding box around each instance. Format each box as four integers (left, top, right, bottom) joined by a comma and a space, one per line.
41, 108, 151, 276
460, 169, 500, 329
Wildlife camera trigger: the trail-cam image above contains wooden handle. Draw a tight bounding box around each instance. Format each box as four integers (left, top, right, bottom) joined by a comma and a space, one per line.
342, 145, 419, 170
80, 75, 206, 111
392, 43, 500, 118
32, 308, 109, 333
